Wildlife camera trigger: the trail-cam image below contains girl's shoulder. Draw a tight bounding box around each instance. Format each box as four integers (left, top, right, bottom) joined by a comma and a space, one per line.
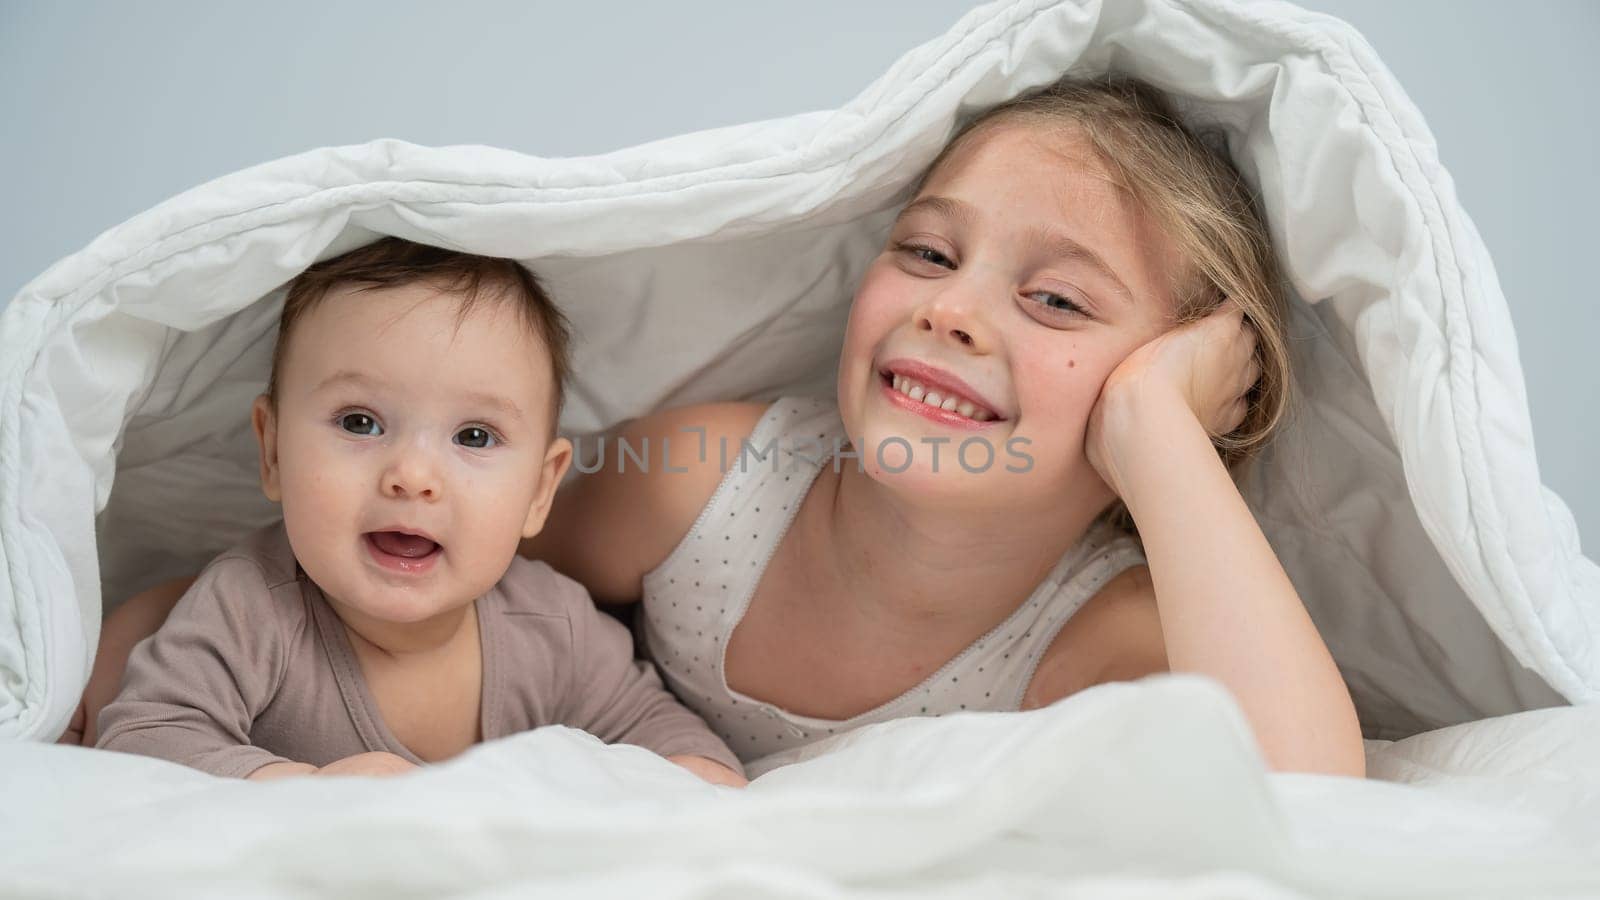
620, 401, 774, 487
1021, 562, 1165, 709
630, 401, 771, 453
527, 401, 771, 604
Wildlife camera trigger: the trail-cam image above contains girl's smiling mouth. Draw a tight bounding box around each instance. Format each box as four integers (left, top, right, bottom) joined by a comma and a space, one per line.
877, 360, 1006, 429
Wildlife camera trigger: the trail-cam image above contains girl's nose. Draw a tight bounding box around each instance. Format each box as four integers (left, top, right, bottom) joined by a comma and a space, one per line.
914, 298, 992, 354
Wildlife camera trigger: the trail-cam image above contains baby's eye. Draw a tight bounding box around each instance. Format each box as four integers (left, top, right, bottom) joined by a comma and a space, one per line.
900, 244, 956, 269
338, 412, 383, 436
1028, 291, 1089, 317
454, 426, 496, 449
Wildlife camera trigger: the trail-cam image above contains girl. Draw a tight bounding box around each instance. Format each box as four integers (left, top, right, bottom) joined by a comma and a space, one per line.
70, 77, 1365, 777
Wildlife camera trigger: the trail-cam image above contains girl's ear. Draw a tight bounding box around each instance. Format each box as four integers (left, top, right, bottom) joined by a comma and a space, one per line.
251, 394, 283, 502
522, 436, 574, 539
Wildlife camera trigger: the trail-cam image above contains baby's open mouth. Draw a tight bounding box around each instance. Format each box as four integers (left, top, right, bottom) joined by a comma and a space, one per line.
365, 531, 442, 560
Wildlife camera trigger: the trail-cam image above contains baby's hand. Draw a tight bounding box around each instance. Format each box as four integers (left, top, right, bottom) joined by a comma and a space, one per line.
1087, 300, 1258, 496
245, 752, 415, 780
313, 751, 418, 778
667, 754, 748, 788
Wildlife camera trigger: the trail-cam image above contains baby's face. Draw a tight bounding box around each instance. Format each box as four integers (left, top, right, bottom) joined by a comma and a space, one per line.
254, 282, 568, 625
837, 123, 1181, 511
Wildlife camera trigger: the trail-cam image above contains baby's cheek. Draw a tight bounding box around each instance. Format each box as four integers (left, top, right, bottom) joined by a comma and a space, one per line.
471, 488, 539, 551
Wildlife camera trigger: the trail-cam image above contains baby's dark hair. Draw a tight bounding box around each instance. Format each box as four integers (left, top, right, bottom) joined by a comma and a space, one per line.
267, 237, 572, 427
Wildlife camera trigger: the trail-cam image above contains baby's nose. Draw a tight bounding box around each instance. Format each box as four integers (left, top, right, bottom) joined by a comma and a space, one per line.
382, 450, 442, 500
385, 478, 436, 500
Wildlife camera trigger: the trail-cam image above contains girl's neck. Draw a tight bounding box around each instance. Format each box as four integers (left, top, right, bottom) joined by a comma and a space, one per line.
819, 459, 1113, 631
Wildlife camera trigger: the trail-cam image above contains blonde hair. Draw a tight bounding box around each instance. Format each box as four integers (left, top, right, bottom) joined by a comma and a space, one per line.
917, 75, 1291, 471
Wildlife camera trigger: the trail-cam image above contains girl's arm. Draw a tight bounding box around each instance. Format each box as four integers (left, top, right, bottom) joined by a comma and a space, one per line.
62, 575, 194, 745
1107, 388, 1364, 776
1089, 305, 1365, 778
519, 402, 766, 603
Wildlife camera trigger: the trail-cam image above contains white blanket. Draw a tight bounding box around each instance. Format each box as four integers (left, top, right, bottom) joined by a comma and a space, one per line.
5, 676, 1598, 898
4, 0, 1596, 742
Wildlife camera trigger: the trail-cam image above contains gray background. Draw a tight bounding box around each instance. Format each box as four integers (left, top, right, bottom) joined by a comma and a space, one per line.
2, 1, 1595, 547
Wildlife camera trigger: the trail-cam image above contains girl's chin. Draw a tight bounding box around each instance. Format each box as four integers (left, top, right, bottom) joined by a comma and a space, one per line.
849, 422, 1024, 475
852, 449, 1011, 493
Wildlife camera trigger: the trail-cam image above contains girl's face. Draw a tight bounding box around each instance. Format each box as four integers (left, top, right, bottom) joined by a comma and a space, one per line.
837, 123, 1182, 512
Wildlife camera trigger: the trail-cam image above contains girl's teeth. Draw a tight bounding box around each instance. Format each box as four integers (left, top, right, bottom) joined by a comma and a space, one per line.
888, 373, 995, 423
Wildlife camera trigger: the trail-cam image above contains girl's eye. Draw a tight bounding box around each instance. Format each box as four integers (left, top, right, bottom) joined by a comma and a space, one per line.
900, 244, 956, 269
1028, 291, 1090, 318
454, 426, 496, 449
338, 412, 383, 436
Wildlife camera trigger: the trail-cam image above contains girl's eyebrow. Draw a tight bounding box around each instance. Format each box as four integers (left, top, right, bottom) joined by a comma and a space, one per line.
899, 194, 1134, 306
1020, 226, 1134, 305
897, 195, 978, 228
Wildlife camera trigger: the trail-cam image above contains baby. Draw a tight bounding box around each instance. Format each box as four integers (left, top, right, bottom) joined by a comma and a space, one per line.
95, 237, 744, 785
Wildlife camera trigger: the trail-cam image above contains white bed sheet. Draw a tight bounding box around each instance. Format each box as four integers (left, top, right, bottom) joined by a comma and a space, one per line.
4, 676, 1596, 898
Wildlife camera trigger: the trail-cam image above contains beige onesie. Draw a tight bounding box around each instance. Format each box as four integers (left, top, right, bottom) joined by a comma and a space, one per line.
97, 523, 740, 777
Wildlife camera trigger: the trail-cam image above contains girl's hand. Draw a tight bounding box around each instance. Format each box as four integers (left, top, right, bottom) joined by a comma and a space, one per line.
57, 701, 87, 747
667, 754, 749, 788
1086, 301, 1259, 498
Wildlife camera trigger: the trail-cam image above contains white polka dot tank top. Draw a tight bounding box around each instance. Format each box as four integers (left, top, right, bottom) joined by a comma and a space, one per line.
638, 397, 1147, 763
